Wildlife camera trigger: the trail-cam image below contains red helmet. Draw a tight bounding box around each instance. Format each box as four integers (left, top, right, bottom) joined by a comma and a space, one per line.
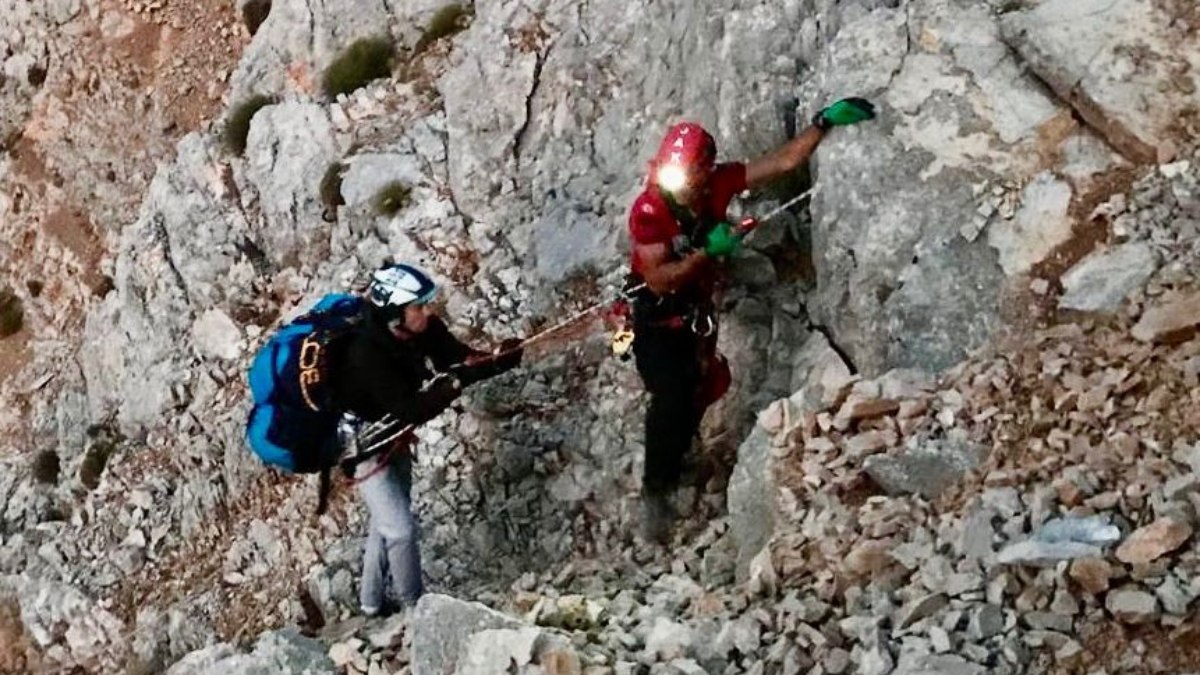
654, 122, 716, 170
651, 122, 716, 193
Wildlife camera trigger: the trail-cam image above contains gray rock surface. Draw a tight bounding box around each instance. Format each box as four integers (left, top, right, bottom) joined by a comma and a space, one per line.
1105, 588, 1161, 625
863, 436, 987, 499
228, 0, 403, 101
1000, 0, 1200, 163
410, 594, 522, 675
1059, 242, 1159, 312
242, 102, 341, 269
165, 629, 335, 675
726, 423, 778, 580
804, 0, 1120, 375
894, 653, 986, 675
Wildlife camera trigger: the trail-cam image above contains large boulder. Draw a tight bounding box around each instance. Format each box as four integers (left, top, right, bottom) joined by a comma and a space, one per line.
165, 629, 335, 675
80, 133, 258, 428
802, 0, 1124, 375
242, 101, 341, 269
411, 594, 580, 675
410, 594, 523, 675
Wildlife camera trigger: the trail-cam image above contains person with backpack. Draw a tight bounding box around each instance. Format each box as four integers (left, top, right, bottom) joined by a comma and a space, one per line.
327, 262, 522, 615
246, 262, 522, 616
625, 98, 877, 542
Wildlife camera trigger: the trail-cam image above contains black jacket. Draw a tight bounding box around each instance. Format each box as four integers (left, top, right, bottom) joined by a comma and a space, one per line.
327, 312, 518, 426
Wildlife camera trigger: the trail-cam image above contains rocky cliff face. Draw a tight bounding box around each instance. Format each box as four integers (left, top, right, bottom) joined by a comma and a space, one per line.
1, 0, 1198, 672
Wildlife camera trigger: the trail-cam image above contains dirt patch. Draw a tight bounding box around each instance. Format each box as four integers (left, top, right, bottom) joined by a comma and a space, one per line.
9, 136, 53, 188
116, 0, 247, 132
1031, 110, 1082, 173
44, 207, 109, 290
0, 329, 31, 387
110, 459, 357, 645
1073, 616, 1200, 674
0, 594, 41, 674
1034, 167, 1137, 281
1003, 165, 1143, 329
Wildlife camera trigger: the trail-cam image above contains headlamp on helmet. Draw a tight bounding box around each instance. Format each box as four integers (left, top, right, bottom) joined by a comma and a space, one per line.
656, 163, 690, 193
652, 121, 716, 194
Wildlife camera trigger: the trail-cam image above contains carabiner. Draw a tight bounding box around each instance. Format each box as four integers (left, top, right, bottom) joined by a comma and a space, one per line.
690, 312, 715, 337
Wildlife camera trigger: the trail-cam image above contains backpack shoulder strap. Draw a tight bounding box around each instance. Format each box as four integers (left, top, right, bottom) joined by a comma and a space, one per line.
315, 465, 333, 515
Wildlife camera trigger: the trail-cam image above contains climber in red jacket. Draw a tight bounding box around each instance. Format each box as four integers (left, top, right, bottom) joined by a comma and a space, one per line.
626, 98, 876, 542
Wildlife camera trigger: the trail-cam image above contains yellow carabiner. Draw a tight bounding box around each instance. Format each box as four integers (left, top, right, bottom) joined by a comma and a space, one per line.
611, 328, 635, 359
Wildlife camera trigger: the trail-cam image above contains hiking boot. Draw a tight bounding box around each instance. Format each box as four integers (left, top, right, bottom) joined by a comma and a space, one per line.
640, 491, 676, 544
361, 598, 403, 618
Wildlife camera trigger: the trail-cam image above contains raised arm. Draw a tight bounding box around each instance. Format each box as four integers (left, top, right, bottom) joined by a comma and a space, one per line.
744, 125, 825, 189
745, 98, 877, 189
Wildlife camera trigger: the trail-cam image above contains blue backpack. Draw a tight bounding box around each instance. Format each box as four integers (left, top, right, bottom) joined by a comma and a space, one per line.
245, 293, 363, 474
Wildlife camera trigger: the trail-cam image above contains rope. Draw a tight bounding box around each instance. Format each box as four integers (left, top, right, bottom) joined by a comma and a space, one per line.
345, 439, 403, 485
462, 186, 818, 366
338, 187, 816, 468
755, 186, 816, 223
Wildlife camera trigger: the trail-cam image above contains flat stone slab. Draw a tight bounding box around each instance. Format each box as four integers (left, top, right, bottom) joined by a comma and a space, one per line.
1059, 242, 1158, 312
1001, 0, 1200, 164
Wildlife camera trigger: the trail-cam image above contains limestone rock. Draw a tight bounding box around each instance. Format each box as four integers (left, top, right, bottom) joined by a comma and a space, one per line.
191, 309, 243, 361
894, 653, 986, 675
1069, 558, 1115, 595
1000, 0, 1200, 163
1058, 242, 1158, 312
644, 618, 695, 661
228, 0, 404, 100
806, 0, 1119, 374
1131, 292, 1200, 343
728, 424, 779, 579
863, 437, 987, 499
988, 172, 1074, 276
410, 594, 522, 675
1116, 518, 1192, 565
242, 102, 340, 269
1105, 588, 1161, 625
166, 630, 335, 675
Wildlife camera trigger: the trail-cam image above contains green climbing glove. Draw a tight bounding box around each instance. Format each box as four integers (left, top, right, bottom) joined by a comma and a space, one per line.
703, 222, 741, 257
813, 97, 877, 130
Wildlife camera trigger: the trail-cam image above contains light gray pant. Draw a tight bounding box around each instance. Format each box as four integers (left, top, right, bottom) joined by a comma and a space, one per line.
357, 451, 423, 611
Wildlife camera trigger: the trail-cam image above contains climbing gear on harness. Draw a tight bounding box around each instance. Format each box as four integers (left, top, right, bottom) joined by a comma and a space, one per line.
611, 327, 635, 359
689, 311, 716, 337
338, 371, 460, 476
813, 97, 876, 130
344, 427, 416, 486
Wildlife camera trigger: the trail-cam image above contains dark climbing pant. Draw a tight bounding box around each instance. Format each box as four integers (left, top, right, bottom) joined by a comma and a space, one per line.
633, 321, 717, 495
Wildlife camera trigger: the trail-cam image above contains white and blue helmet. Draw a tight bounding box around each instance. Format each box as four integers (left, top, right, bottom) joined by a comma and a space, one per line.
366, 263, 438, 318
